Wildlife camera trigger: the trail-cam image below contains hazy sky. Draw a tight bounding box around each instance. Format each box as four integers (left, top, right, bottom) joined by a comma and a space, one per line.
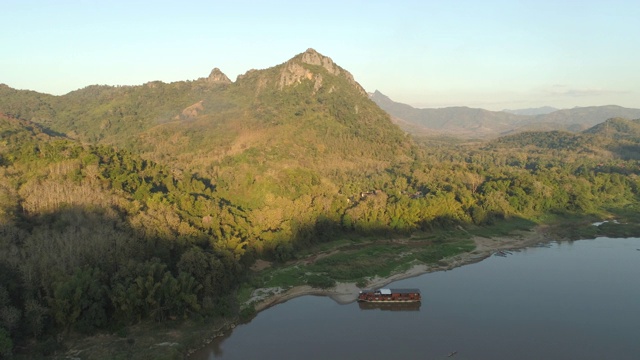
2, 0, 639, 111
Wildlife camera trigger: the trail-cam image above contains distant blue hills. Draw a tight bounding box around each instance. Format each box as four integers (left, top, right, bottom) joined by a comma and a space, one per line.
370, 90, 640, 138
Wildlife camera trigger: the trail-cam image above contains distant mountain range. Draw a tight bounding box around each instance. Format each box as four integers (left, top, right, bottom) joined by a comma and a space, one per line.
6, 47, 640, 360
5, 51, 640, 146
503, 106, 558, 116
370, 90, 640, 138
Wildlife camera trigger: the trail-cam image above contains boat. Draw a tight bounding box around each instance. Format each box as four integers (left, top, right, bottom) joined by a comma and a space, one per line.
357, 301, 421, 311
357, 288, 421, 303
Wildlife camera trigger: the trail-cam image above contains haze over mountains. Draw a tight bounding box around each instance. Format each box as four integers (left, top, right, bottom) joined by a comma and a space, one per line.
4, 47, 640, 359
4, 49, 639, 143
503, 106, 558, 116
370, 90, 640, 138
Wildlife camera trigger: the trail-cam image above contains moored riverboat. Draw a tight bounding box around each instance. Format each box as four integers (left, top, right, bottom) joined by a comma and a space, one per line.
357, 288, 421, 303
358, 301, 421, 311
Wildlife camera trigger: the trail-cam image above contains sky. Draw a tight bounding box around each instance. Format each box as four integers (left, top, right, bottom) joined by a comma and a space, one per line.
2, 0, 639, 111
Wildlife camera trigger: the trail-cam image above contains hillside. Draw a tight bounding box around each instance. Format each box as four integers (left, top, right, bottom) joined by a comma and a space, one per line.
0, 113, 255, 353
371, 91, 640, 138
1, 50, 408, 160
583, 117, 640, 139
4, 50, 640, 359
583, 117, 640, 160
532, 106, 640, 131
369, 90, 527, 138
1, 50, 412, 208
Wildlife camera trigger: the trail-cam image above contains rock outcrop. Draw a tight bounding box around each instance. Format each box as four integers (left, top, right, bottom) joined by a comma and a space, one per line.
278, 48, 366, 95
207, 68, 232, 84
176, 100, 204, 120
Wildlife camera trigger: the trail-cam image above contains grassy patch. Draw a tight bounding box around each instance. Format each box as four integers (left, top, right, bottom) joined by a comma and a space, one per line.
604, 203, 640, 223
531, 208, 640, 240
243, 206, 640, 314
597, 221, 640, 238
408, 229, 470, 242
305, 274, 336, 288
294, 237, 355, 258
261, 266, 307, 288
468, 217, 538, 238
248, 233, 476, 293
413, 239, 475, 263
308, 244, 411, 281
235, 283, 255, 306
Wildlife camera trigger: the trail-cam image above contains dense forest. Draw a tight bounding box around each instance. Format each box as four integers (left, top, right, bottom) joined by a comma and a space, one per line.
1, 49, 640, 358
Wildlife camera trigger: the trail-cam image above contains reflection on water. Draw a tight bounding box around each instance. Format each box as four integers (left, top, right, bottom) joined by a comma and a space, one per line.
357, 301, 421, 311
193, 237, 640, 360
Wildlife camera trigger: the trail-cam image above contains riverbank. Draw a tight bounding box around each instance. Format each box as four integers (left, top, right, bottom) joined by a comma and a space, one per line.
251, 225, 551, 312
52, 217, 638, 359
201, 237, 640, 360
46, 224, 551, 360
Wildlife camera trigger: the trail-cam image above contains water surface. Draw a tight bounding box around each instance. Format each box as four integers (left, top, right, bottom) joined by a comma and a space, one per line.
194, 237, 640, 360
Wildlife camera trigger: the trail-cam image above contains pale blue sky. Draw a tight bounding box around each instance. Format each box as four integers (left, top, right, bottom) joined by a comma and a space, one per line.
2, 0, 639, 110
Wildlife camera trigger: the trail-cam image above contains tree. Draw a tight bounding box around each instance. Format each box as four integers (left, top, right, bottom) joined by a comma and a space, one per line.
0, 327, 13, 359
49, 267, 108, 333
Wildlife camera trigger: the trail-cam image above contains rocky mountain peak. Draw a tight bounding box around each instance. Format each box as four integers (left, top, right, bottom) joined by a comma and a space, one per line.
277, 48, 365, 95
298, 48, 340, 76
369, 90, 391, 101
207, 68, 232, 84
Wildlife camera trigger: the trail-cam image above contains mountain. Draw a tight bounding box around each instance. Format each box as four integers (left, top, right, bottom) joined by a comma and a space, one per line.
583, 117, 640, 160
0, 51, 420, 348
1, 49, 407, 156
0, 49, 412, 208
492, 117, 640, 161
370, 91, 640, 138
584, 117, 640, 139
503, 106, 558, 116
6, 50, 640, 358
369, 90, 528, 138
530, 106, 640, 131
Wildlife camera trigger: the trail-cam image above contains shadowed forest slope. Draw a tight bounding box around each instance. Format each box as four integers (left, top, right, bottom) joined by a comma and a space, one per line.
2, 50, 640, 358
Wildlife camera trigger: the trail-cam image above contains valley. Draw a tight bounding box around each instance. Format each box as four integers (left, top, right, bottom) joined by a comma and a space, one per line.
2, 49, 640, 359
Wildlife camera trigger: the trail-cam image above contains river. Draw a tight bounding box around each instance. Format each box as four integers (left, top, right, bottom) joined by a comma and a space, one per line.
192, 237, 640, 359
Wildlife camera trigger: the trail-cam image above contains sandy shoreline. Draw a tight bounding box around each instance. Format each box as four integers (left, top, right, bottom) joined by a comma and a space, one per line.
184, 226, 553, 358
252, 226, 551, 312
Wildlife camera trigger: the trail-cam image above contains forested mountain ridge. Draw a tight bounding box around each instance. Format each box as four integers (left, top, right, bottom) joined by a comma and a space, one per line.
0, 50, 413, 206
0, 51, 422, 356
488, 118, 640, 160
583, 117, 640, 160
3, 50, 640, 358
0, 113, 256, 356
369, 90, 528, 137
0, 49, 409, 166
584, 117, 640, 140
537, 106, 640, 131
370, 90, 640, 138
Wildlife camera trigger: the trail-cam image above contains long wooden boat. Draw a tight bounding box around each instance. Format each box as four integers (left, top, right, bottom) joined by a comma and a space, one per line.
357, 288, 421, 303
358, 301, 421, 311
